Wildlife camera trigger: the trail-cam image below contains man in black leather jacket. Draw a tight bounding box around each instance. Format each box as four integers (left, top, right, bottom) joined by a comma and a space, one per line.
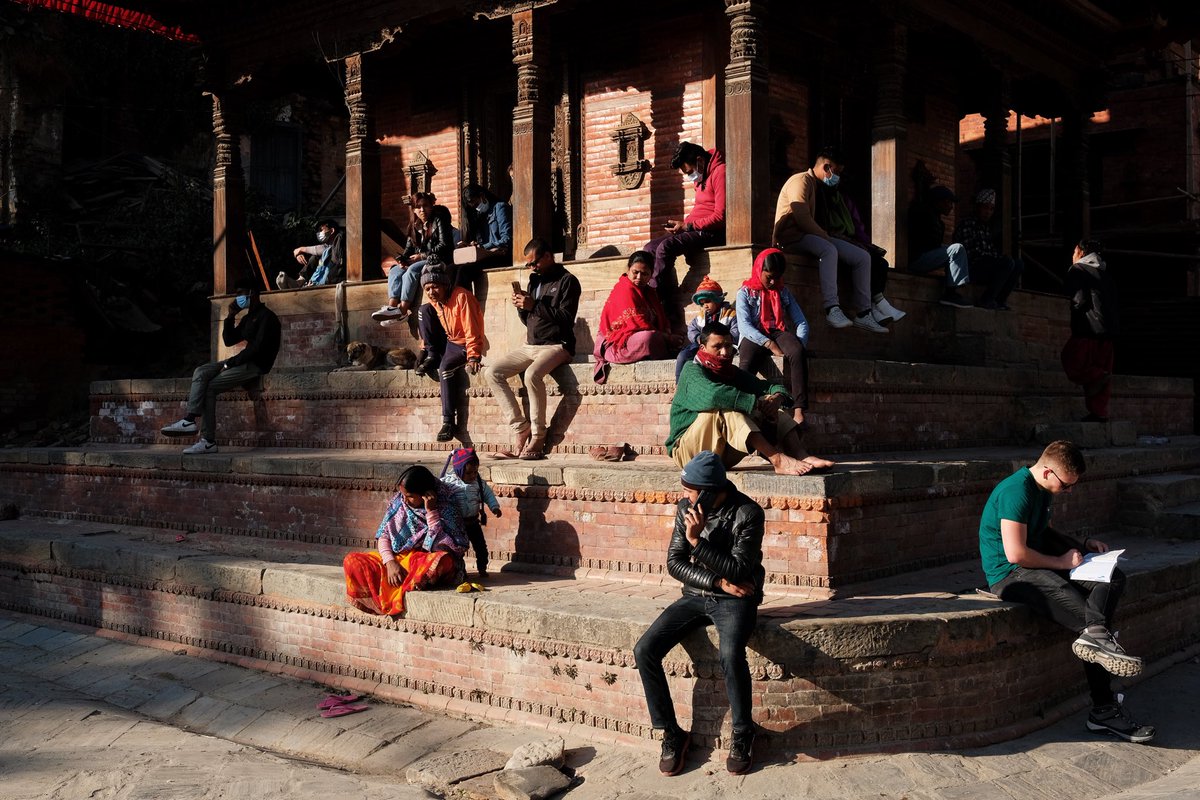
633, 450, 764, 776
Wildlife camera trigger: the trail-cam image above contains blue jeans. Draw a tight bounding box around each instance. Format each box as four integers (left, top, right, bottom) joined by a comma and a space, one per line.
387, 259, 427, 306
634, 592, 758, 734
909, 243, 969, 287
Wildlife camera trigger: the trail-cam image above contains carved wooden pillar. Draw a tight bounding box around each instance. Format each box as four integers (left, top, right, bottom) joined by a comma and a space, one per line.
723, 0, 770, 244
210, 92, 246, 295
870, 21, 908, 267
1060, 107, 1090, 246
511, 9, 554, 257
982, 74, 1013, 253
343, 53, 380, 282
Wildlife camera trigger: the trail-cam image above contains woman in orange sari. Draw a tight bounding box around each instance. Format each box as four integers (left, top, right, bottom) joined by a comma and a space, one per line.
593, 250, 683, 383
343, 465, 467, 616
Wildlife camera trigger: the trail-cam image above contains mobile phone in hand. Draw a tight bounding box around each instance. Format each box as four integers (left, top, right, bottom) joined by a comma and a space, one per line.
511, 280, 522, 293
694, 489, 717, 516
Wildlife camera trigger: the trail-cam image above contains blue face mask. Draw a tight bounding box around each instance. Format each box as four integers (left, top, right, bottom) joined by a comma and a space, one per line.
823, 174, 841, 188
236, 295, 250, 309
685, 170, 701, 184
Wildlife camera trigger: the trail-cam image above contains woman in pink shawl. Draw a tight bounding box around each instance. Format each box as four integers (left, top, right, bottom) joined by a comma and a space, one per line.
593, 251, 683, 383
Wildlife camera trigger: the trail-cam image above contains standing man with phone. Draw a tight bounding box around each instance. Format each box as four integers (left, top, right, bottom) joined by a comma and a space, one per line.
634, 450, 765, 776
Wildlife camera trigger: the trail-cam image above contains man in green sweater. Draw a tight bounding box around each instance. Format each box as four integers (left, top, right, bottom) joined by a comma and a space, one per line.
668, 322, 833, 475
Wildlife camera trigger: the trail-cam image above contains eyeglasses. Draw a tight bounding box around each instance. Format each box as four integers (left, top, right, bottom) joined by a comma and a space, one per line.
1048, 469, 1077, 490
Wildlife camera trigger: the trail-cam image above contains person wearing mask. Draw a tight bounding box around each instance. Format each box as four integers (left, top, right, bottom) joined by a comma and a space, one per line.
643, 141, 726, 318
772, 147, 888, 333
160, 284, 281, 454
277, 220, 345, 289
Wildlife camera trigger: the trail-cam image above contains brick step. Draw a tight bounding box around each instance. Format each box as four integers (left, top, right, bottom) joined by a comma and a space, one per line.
2, 517, 1198, 756
261, 246, 1070, 374
5, 439, 1200, 593
88, 358, 1193, 456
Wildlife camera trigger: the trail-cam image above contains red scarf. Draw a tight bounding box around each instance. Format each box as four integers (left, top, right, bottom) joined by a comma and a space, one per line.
599, 273, 668, 350
742, 248, 787, 334
693, 347, 742, 383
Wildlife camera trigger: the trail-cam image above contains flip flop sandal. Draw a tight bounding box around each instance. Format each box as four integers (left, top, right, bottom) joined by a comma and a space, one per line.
321, 703, 369, 718
588, 446, 609, 461
317, 693, 363, 710
492, 450, 521, 460
518, 438, 547, 461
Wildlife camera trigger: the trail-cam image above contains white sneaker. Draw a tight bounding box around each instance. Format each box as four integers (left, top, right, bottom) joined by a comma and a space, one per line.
852, 313, 889, 334
160, 418, 197, 437
871, 296, 907, 323
825, 306, 853, 329
371, 306, 408, 321
183, 438, 218, 455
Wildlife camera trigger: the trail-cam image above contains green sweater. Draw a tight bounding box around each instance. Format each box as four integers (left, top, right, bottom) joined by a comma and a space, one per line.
666, 362, 788, 452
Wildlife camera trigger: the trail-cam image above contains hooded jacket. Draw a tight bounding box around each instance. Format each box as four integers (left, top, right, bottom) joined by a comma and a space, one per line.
684, 149, 727, 233
1066, 252, 1119, 338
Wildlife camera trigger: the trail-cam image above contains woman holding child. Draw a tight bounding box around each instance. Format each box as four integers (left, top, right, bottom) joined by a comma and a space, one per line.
343, 465, 468, 616
593, 250, 683, 383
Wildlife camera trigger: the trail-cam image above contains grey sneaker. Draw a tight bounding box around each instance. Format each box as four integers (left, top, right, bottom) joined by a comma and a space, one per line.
825, 306, 853, 329
657, 725, 690, 776
726, 728, 755, 775
160, 418, 197, 437
1072, 628, 1143, 677
182, 438, 218, 455
852, 312, 889, 334
1087, 702, 1155, 743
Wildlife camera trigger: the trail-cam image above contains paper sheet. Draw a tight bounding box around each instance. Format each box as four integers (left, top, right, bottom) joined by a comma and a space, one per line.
1069, 549, 1126, 582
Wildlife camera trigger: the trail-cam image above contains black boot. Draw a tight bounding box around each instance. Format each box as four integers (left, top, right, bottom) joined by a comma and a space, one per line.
436, 420, 455, 442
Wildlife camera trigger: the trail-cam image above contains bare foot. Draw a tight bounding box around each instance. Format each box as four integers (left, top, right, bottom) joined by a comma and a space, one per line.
803, 455, 836, 470
770, 454, 813, 476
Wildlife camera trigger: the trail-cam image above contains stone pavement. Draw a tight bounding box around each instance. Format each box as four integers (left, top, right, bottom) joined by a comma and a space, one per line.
2, 611, 1199, 800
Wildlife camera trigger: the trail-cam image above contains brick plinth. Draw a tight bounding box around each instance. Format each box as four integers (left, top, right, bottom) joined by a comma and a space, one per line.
0, 537, 1196, 757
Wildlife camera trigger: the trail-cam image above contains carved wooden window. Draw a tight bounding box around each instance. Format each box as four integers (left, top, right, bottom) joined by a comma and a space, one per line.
406, 151, 437, 196
610, 112, 650, 190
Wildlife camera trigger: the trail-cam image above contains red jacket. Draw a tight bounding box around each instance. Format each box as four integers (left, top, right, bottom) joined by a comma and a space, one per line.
685, 149, 726, 233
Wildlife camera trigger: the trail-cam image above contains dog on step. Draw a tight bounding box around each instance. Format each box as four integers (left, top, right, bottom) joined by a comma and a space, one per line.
336, 341, 418, 371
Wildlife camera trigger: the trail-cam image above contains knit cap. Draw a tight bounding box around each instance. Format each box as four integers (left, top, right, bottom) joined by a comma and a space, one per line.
449, 447, 479, 479
422, 265, 451, 287
692, 275, 725, 305
680, 450, 727, 489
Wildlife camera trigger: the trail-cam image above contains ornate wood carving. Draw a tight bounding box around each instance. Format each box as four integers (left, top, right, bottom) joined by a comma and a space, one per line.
609, 112, 650, 190
344, 53, 370, 141
406, 151, 437, 196
724, 0, 768, 88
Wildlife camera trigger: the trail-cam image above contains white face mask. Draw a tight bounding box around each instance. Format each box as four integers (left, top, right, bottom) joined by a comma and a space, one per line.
317, 230, 328, 243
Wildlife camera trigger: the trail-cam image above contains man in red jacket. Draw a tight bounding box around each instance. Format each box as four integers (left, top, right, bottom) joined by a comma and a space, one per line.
644, 141, 726, 323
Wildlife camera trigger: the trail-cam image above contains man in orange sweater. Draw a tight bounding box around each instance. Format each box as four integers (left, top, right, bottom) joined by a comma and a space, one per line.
415, 258, 487, 442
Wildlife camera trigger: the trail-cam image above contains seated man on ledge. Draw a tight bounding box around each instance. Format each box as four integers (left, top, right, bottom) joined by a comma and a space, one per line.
979, 439, 1154, 743
277, 219, 345, 290
667, 321, 832, 476
160, 284, 281, 454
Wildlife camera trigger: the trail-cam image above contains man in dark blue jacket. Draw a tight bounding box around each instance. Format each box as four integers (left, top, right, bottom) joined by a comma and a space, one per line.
634, 450, 764, 776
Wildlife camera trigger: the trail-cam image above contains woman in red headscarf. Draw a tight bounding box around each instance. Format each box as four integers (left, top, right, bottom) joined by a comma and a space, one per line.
735, 248, 811, 424
593, 251, 684, 383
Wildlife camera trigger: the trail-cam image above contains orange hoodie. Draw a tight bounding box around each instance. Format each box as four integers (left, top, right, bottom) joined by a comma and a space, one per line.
432, 287, 487, 359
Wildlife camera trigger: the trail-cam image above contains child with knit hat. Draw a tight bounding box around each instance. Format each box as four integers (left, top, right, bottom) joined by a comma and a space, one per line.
440, 447, 501, 576
675, 275, 739, 381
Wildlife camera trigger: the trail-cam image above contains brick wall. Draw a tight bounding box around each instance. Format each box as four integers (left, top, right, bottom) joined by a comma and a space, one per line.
579, 17, 708, 252
910, 94, 960, 234
376, 93, 465, 234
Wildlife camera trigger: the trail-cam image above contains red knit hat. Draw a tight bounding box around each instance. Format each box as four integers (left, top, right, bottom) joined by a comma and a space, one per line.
692, 275, 725, 305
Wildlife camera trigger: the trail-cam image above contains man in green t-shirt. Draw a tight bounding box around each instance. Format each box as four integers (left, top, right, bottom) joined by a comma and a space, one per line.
978, 440, 1154, 743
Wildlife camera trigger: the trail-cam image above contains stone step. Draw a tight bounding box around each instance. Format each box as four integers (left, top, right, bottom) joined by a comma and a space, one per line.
2, 516, 1198, 756
258, 246, 1070, 374
5, 439, 1200, 594
1119, 472, 1200, 512
1033, 421, 1137, 448
88, 358, 1193, 457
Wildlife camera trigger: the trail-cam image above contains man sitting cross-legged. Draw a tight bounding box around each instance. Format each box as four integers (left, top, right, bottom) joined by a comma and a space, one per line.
667, 321, 833, 476
979, 439, 1154, 743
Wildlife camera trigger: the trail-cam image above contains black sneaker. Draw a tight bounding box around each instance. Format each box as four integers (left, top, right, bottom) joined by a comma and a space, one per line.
726, 728, 755, 775
939, 288, 974, 309
416, 353, 438, 380
658, 725, 690, 776
1072, 628, 1143, 677
1088, 702, 1155, 743
436, 422, 454, 442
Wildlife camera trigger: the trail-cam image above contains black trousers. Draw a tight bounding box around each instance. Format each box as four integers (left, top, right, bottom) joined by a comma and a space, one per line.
738, 330, 809, 410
